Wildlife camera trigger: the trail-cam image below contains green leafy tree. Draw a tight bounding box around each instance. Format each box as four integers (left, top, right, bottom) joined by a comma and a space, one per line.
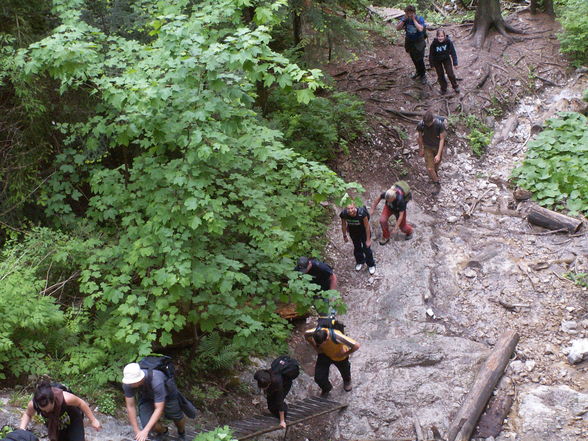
11, 0, 356, 382
556, 0, 588, 66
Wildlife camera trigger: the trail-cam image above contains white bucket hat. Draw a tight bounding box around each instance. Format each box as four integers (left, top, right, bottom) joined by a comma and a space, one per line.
122, 363, 145, 384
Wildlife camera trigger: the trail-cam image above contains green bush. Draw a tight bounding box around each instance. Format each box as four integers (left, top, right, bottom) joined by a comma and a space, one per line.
556, 0, 588, 66
461, 115, 493, 157
193, 426, 237, 441
512, 112, 588, 214
267, 90, 366, 162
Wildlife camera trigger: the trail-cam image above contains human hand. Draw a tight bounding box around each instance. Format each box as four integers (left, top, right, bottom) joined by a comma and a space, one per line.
418, 150, 424, 157
91, 419, 102, 431
434, 155, 441, 164
136, 428, 149, 441
366, 237, 372, 248
280, 421, 287, 429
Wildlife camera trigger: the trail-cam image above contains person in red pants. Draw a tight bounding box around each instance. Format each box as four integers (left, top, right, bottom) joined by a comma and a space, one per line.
370, 183, 413, 244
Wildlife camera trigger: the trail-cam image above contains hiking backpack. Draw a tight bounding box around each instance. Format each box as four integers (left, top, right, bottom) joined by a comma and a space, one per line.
394, 180, 412, 202
138, 355, 175, 379
270, 355, 300, 381
315, 314, 347, 344
1, 430, 39, 441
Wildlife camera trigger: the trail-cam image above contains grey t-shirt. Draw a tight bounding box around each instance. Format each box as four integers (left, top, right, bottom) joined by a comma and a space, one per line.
123, 369, 167, 403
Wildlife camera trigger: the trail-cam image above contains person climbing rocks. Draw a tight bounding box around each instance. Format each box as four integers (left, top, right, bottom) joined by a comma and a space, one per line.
304, 325, 360, 396
417, 110, 447, 193
429, 29, 460, 95
122, 362, 187, 441
20, 382, 102, 441
253, 356, 300, 429
370, 182, 414, 244
396, 5, 428, 84
295, 257, 337, 291
340, 201, 376, 275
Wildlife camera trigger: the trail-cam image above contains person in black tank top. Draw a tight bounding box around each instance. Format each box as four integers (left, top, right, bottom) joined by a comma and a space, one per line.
340, 202, 376, 274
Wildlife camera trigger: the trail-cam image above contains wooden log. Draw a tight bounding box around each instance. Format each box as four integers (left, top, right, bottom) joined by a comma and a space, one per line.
527, 205, 583, 233
446, 330, 520, 441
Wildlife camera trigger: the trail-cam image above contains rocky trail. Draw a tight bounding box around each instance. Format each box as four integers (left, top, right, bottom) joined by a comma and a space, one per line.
1, 9, 587, 441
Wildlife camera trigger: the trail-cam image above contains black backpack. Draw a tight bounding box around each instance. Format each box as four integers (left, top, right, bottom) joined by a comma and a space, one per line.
138, 355, 175, 379
270, 356, 300, 381
315, 314, 346, 344
1, 430, 39, 441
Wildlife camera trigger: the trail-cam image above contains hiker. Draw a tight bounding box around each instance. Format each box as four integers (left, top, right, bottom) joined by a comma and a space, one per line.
253, 356, 300, 429
122, 361, 188, 441
396, 5, 428, 84
1, 430, 38, 441
340, 202, 376, 275
370, 182, 414, 244
429, 29, 460, 95
304, 323, 360, 396
417, 110, 447, 191
20, 382, 102, 441
295, 257, 337, 293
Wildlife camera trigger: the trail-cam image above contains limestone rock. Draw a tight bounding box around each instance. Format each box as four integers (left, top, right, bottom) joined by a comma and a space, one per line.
566, 339, 588, 364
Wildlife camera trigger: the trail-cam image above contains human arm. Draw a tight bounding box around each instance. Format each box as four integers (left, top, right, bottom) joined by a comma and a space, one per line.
396, 17, 406, 31
450, 40, 458, 66
64, 392, 101, 431
412, 15, 424, 32
137, 401, 165, 441
19, 401, 35, 430
393, 210, 406, 234
370, 195, 382, 216
435, 130, 446, 164
125, 396, 141, 437
329, 273, 337, 290
341, 218, 348, 242
304, 329, 320, 353
363, 216, 372, 247
417, 131, 424, 156
279, 411, 286, 428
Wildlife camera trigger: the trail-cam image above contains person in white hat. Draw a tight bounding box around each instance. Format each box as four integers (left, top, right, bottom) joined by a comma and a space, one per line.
122, 363, 186, 441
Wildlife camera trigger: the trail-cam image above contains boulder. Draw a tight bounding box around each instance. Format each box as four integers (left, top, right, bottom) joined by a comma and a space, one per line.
566, 339, 588, 364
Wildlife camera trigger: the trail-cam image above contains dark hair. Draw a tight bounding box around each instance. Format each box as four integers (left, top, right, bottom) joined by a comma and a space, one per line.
33, 382, 55, 409
313, 329, 328, 345
405, 5, 416, 13
253, 369, 272, 389
436, 29, 446, 38
423, 110, 435, 124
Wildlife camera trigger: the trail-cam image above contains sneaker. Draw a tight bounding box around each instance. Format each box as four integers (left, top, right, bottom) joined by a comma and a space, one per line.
440, 89, 447, 95
355, 263, 363, 271
343, 380, 352, 392
368, 266, 376, 275
420, 75, 427, 85
454, 87, 461, 93
411, 72, 420, 79
379, 238, 390, 245
178, 432, 186, 441
320, 386, 332, 397
431, 182, 441, 196
405, 233, 413, 241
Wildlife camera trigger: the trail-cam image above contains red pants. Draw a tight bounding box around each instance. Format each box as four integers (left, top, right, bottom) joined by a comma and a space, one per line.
380, 205, 413, 238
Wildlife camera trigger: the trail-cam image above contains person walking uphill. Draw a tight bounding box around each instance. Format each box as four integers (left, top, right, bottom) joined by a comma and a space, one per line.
122, 362, 187, 441
304, 326, 360, 396
370, 182, 414, 244
340, 202, 376, 275
254, 356, 300, 429
397, 5, 428, 84
417, 110, 447, 192
429, 29, 460, 95
20, 382, 102, 441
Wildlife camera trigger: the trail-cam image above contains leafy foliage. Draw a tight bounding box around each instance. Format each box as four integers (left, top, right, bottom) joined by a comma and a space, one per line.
565, 271, 588, 288
556, 0, 588, 66
512, 112, 588, 214
267, 89, 366, 161
457, 114, 493, 157
2, 0, 356, 384
193, 333, 241, 371
193, 426, 237, 441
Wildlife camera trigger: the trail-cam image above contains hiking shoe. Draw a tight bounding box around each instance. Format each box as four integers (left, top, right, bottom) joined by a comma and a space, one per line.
420, 75, 427, 85
411, 72, 420, 79
405, 233, 413, 241
343, 380, 352, 392
320, 387, 332, 397
379, 238, 390, 245
431, 182, 441, 196
355, 263, 363, 271
368, 266, 376, 275
178, 432, 186, 441
454, 87, 461, 93
440, 89, 447, 95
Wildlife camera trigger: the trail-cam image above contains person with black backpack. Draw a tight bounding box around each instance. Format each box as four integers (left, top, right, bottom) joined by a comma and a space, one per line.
396, 5, 428, 85
253, 356, 300, 429
1, 429, 38, 441
370, 181, 414, 244
340, 201, 376, 275
20, 382, 102, 441
122, 357, 189, 441
304, 319, 360, 396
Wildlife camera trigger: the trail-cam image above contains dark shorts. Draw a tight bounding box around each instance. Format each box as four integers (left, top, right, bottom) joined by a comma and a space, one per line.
56, 407, 84, 441
138, 397, 184, 426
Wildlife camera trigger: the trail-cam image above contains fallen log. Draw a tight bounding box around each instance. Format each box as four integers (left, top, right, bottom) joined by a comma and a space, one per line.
527, 205, 583, 233
446, 330, 520, 441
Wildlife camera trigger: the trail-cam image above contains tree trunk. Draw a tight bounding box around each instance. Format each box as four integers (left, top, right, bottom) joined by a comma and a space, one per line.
293, 11, 302, 47
527, 205, 583, 233
447, 330, 520, 441
471, 0, 523, 48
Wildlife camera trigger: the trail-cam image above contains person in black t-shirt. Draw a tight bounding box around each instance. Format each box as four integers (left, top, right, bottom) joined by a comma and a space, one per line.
417, 110, 446, 191
295, 257, 337, 292
370, 185, 413, 244
340, 202, 376, 275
